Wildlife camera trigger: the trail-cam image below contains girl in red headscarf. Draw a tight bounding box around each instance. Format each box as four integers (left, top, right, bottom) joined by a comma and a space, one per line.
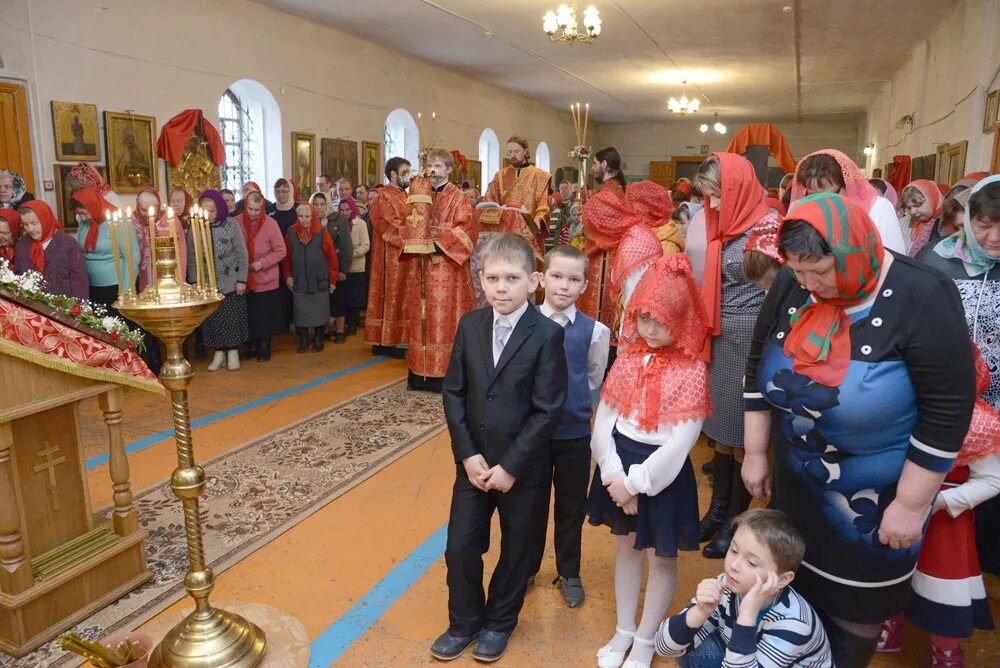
586, 254, 710, 668
792, 149, 906, 253
282, 203, 338, 353
689, 152, 783, 559
14, 201, 88, 300
0, 210, 20, 264
900, 179, 945, 257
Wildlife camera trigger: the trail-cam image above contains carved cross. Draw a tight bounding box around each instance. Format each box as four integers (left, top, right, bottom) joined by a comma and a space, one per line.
33, 441, 67, 511
405, 210, 425, 228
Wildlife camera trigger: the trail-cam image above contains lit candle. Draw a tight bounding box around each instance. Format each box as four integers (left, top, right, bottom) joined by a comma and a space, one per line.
123, 216, 136, 291
202, 219, 217, 292
108, 220, 123, 297
168, 209, 181, 283
583, 103, 589, 143
146, 205, 157, 288
191, 212, 204, 290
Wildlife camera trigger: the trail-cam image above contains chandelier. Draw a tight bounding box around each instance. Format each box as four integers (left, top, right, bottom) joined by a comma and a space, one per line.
543, 3, 601, 43
699, 113, 726, 134
667, 81, 700, 114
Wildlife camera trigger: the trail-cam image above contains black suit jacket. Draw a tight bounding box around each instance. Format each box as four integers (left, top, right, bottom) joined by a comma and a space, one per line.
442, 305, 568, 486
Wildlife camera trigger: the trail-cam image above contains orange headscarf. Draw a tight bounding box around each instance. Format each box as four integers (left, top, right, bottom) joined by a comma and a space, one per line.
20, 201, 60, 273
701, 152, 770, 358
902, 179, 944, 257
70, 187, 110, 253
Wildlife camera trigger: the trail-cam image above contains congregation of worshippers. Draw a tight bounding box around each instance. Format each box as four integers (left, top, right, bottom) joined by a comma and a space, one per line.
4, 134, 999, 667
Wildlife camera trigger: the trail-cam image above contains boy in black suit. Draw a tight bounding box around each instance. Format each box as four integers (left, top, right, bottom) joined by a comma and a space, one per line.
432, 233, 568, 663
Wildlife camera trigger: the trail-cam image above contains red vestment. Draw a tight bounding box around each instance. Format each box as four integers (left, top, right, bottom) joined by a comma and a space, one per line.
364, 185, 410, 347
578, 180, 631, 332
400, 178, 478, 378
482, 164, 550, 259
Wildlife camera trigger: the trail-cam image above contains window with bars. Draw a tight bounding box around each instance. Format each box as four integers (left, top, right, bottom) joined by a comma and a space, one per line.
218, 89, 254, 192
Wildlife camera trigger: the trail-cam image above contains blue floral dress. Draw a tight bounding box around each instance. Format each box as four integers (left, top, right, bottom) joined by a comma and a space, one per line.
744, 255, 976, 622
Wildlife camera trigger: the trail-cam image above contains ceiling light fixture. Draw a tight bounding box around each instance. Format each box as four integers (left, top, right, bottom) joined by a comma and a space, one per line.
667, 81, 700, 114
543, 3, 601, 44
699, 113, 726, 134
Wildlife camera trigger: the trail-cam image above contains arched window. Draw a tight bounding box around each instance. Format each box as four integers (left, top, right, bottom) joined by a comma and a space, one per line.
478, 128, 500, 195
384, 108, 420, 179
535, 141, 551, 173
218, 80, 282, 194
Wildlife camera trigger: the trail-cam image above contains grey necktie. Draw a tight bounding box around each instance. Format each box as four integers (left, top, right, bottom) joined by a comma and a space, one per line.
493, 317, 512, 364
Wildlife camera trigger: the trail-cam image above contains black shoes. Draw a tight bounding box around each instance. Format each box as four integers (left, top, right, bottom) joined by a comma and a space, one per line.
335, 333, 347, 344
258, 339, 271, 362
311, 328, 324, 353
296, 329, 308, 354
472, 629, 510, 663
430, 630, 478, 661
241, 342, 259, 360
555, 576, 585, 608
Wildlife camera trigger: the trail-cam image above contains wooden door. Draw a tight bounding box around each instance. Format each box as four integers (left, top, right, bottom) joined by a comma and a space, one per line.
992, 123, 1000, 174
649, 161, 674, 187
0, 82, 36, 194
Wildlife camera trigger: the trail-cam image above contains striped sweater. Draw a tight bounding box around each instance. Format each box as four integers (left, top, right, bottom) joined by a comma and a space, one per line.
655, 576, 833, 668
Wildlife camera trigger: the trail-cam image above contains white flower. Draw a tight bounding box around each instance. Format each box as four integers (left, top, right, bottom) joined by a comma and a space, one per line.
101, 316, 119, 332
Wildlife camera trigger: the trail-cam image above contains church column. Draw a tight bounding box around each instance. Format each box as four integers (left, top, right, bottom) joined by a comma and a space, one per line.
100, 388, 138, 536
0, 423, 32, 594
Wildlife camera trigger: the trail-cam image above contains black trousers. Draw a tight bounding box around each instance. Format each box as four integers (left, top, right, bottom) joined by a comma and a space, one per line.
530, 435, 591, 579
445, 468, 548, 636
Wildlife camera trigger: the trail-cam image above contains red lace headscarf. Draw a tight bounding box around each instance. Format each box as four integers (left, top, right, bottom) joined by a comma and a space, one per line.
582, 187, 641, 253
609, 224, 662, 310
957, 343, 1000, 466
901, 179, 944, 257
625, 180, 674, 228
601, 254, 712, 431
790, 149, 878, 213
701, 152, 770, 358
744, 213, 782, 262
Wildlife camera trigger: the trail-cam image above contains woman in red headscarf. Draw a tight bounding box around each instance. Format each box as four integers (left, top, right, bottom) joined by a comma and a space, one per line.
70, 187, 138, 308
131, 187, 188, 292
0, 210, 20, 264
14, 201, 88, 299
742, 192, 976, 667
282, 202, 338, 353
689, 152, 783, 559
791, 149, 906, 253
899, 179, 944, 257
586, 253, 710, 668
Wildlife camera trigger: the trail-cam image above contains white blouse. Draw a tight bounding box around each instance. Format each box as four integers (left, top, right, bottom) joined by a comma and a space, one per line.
590, 354, 704, 497
940, 454, 1000, 518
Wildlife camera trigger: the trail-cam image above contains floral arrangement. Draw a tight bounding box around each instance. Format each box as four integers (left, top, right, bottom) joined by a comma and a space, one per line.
568, 145, 592, 161
0, 259, 145, 351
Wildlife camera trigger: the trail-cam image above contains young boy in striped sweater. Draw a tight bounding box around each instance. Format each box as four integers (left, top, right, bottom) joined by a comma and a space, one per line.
656, 509, 833, 667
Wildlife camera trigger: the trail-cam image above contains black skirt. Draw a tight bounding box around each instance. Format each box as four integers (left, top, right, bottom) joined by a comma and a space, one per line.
246, 289, 284, 340
346, 271, 367, 309
585, 431, 700, 558
202, 291, 248, 349
330, 278, 349, 317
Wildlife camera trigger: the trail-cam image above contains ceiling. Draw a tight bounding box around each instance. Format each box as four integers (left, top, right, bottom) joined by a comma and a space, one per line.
258, 0, 956, 125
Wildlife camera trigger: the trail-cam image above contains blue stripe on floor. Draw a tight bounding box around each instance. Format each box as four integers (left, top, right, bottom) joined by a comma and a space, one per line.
308, 522, 448, 667
84, 356, 391, 471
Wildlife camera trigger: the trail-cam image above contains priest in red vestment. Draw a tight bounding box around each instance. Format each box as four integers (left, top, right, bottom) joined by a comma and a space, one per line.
577, 146, 635, 332
473, 135, 550, 306
400, 149, 478, 392
364, 157, 411, 357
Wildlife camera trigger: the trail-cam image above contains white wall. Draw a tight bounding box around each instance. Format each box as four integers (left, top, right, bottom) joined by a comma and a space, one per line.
862, 0, 1000, 176
590, 118, 862, 180
0, 0, 575, 210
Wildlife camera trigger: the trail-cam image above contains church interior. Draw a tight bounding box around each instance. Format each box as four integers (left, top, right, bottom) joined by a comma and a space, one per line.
1, 0, 1000, 666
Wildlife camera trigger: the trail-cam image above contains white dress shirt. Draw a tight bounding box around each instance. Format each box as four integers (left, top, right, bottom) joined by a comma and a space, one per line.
539, 302, 611, 390
590, 354, 704, 497
492, 300, 530, 365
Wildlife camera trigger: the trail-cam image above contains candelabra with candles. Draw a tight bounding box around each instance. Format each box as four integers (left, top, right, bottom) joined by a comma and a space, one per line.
113, 205, 266, 668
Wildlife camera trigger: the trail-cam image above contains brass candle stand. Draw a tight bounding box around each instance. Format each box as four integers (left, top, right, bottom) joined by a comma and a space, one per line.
115, 220, 266, 667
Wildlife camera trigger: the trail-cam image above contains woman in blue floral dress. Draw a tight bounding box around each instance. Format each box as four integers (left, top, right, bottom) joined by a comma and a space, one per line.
741, 193, 976, 668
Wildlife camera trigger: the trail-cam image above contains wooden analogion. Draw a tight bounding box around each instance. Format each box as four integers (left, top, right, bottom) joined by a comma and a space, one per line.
0, 355, 151, 656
